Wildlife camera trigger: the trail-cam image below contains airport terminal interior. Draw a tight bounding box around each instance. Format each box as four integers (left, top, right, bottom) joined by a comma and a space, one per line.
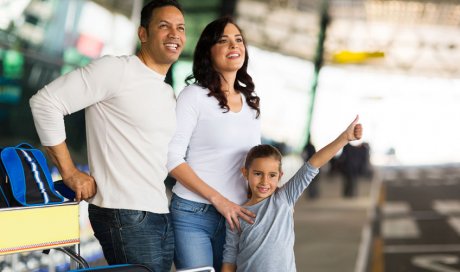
1, 0, 460, 271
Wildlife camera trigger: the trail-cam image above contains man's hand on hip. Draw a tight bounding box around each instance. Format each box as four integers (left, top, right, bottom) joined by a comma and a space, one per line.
64, 170, 97, 202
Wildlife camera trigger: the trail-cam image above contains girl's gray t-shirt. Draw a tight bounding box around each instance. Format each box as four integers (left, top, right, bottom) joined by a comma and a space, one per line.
223, 162, 319, 272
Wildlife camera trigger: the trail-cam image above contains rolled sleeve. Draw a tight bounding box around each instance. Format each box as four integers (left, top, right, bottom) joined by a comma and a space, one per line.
30, 88, 67, 146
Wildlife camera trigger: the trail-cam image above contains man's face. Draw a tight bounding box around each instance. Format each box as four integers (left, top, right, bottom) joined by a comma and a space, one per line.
139, 6, 186, 67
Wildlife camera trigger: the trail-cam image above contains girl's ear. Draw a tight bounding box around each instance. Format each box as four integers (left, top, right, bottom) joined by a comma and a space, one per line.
278, 171, 284, 181
241, 167, 248, 178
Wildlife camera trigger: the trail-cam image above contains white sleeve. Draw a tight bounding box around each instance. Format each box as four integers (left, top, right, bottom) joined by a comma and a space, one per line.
166, 86, 200, 171
29, 56, 124, 146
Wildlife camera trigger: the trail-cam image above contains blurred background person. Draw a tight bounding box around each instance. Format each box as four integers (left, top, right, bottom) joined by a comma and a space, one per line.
337, 142, 369, 198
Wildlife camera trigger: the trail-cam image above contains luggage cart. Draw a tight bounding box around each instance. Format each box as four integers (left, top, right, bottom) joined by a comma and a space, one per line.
0, 194, 215, 272
0, 202, 88, 270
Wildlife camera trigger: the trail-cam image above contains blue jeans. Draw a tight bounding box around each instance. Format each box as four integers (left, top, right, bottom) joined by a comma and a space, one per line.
88, 204, 174, 272
170, 194, 226, 271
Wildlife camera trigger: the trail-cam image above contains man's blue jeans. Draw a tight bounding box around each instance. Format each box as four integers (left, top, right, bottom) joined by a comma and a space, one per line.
88, 204, 174, 272
170, 194, 226, 271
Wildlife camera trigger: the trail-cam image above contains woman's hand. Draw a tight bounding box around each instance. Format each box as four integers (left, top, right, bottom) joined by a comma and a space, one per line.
211, 195, 255, 232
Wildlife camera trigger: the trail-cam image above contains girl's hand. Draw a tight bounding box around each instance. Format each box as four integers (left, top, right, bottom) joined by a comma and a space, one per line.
345, 115, 363, 141
308, 115, 364, 169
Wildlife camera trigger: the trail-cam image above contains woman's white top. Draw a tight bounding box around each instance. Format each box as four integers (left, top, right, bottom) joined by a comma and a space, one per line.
167, 84, 261, 205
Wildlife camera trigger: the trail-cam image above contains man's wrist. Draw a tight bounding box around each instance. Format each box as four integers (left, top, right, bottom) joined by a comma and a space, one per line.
61, 167, 78, 180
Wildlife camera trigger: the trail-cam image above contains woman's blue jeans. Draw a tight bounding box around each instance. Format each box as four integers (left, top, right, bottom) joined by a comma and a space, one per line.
170, 194, 226, 271
88, 204, 174, 272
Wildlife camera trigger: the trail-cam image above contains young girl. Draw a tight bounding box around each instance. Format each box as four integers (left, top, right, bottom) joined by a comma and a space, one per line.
222, 116, 363, 272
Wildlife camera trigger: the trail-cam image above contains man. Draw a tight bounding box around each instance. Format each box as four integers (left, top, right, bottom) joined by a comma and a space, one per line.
29, 1, 186, 271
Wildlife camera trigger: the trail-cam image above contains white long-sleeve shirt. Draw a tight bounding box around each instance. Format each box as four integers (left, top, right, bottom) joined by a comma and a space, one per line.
30, 55, 176, 214
167, 84, 261, 205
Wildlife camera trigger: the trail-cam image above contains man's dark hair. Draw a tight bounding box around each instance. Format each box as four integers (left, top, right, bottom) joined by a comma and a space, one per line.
140, 0, 184, 29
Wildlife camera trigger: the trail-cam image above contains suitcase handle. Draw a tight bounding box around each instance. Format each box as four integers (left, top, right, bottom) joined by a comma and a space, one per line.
54, 180, 76, 201
15, 143, 34, 149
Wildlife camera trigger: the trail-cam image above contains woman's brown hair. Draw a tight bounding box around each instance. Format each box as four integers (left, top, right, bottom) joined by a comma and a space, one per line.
186, 16, 260, 117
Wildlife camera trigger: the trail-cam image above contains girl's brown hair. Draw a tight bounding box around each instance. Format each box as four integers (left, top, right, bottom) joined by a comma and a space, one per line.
244, 144, 282, 170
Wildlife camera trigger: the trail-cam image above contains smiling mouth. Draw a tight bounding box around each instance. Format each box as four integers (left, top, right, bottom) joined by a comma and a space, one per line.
226, 53, 240, 59
257, 187, 270, 193
165, 43, 179, 51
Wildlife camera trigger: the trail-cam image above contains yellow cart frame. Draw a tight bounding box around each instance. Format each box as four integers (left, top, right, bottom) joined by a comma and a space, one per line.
0, 202, 80, 256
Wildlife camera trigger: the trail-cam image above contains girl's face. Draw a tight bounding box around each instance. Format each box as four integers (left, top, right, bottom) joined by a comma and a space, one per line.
243, 157, 283, 204
210, 23, 246, 74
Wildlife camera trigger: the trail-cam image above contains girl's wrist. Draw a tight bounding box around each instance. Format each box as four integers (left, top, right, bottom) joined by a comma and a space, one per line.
338, 132, 349, 144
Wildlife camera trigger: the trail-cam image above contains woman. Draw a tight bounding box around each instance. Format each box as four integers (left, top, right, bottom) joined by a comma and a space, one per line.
167, 17, 261, 270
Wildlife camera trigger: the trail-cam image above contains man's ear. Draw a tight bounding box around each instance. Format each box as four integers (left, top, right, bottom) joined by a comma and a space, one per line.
138, 26, 148, 43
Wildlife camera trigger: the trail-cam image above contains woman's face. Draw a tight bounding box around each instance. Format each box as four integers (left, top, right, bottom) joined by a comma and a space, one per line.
210, 23, 246, 74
